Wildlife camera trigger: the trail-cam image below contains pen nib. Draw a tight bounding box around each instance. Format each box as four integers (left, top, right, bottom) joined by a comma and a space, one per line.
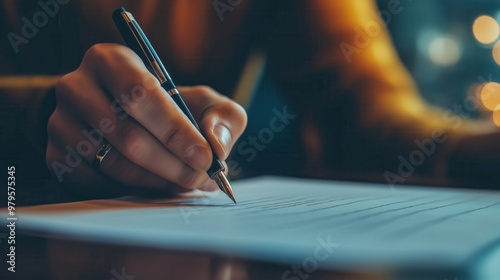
213, 172, 236, 204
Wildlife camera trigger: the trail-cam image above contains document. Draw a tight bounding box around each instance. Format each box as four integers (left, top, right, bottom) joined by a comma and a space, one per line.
10, 176, 500, 278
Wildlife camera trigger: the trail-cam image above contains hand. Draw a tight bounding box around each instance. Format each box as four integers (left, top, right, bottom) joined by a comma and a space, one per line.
46, 43, 247, 196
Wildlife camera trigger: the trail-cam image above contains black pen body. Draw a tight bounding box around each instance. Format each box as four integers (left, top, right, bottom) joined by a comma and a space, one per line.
113, 7, 232, 202
166, 88, 226, 179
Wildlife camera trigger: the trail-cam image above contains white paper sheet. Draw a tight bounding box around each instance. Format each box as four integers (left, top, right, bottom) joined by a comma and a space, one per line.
10, 176, 500, 275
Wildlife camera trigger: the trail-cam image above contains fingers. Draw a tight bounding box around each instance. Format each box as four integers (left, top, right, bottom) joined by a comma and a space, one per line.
53, 79, 218, 190
46, 109, 173, 189
78, 44, 213, 171
178, 86, 248, 160
51, 43, 247, 193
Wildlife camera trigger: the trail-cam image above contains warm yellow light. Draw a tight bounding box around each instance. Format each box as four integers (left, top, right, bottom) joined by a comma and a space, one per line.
468, 82, 482, 102
473, 15, 500, 44
493, 109, 500, 126
480, 82, 500, 111
493, 41, 500, 65
428, 37, 461, 66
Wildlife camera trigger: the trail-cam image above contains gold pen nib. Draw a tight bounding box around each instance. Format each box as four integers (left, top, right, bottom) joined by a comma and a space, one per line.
213, 172, 236, 204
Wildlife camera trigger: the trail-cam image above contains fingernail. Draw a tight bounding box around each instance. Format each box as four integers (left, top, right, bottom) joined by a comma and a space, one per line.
184, 144, 212, 171
213, 124, 232, 157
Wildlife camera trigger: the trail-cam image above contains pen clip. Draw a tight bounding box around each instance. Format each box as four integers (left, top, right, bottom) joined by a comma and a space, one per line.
113, 8, 170, 84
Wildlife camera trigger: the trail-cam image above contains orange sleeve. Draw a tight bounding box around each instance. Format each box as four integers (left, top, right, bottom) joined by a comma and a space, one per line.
265, 0, 483, 184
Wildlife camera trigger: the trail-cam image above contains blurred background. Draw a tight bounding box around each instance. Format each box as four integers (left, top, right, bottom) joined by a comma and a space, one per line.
234, 0, 500, 179
378, 0, 500, 121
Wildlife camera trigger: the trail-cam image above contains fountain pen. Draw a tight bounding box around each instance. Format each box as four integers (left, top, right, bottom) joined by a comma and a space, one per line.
112, 7, 236, 204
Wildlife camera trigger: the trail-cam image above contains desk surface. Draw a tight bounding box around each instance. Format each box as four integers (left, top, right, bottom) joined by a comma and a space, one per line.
4, 176, 500, 280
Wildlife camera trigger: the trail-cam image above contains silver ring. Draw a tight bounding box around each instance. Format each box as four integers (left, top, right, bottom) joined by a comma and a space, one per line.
94, 142, 113, 170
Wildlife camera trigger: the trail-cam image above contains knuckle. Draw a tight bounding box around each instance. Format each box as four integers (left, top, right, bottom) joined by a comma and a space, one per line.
123, 138, 144, 163
116, 125, 145, 162
55, 73, 76, 101
163, 121, 181, 146
119, 80, 152, 113
84, 43, 110, 62
46, 109, 68, 140
55, 72, 90, 108
82, 43, 132, 71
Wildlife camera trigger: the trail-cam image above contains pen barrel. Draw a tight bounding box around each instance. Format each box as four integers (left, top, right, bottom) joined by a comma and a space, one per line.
169, 91, 225, 178
169, 91, 201, 131
113, 7, 227, 182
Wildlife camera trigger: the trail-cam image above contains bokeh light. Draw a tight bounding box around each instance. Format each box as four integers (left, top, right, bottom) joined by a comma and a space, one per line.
473, 15, 500, 44
428, 37, 461, 66
480, 82, 500, 111
493, 109, 500, 126
492, 41, 500, 65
